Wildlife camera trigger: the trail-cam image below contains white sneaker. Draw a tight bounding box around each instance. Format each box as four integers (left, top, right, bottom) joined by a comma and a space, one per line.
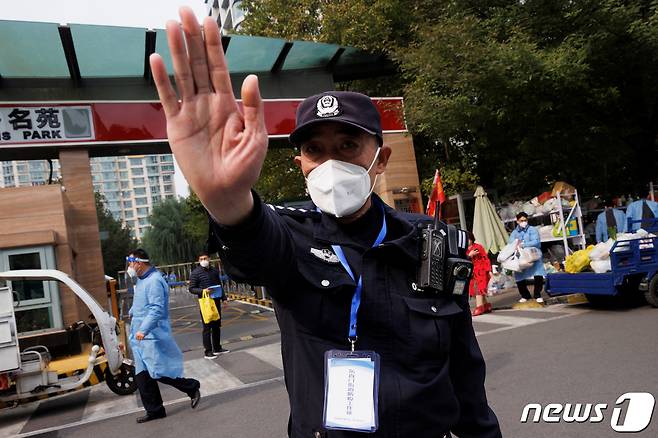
536, 297, 544, 303
519, 298, 528, 303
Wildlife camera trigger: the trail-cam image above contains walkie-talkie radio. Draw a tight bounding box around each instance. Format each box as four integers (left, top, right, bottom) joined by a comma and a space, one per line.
418, 201, 473, 296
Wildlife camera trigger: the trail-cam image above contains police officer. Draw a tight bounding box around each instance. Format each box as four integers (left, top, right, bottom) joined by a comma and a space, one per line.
150, 7, 501, 437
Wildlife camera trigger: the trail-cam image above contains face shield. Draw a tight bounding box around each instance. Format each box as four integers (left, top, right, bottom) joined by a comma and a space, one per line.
125, 256, 149, 282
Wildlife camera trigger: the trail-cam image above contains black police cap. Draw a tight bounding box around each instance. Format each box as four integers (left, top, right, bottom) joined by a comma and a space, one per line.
289, 91, 383, 146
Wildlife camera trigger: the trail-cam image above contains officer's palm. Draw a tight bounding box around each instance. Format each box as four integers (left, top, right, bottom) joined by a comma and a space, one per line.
150, 8, 268, 212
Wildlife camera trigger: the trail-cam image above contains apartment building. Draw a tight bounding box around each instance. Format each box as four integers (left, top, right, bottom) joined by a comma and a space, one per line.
0, 155, 176, 240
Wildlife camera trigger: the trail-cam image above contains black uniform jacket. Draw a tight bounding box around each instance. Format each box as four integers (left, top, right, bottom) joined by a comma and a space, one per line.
189, 265, 227, 299
210, 192, 502, 438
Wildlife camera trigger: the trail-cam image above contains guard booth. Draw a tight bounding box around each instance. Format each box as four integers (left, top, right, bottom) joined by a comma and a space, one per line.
0, 19, 424, 331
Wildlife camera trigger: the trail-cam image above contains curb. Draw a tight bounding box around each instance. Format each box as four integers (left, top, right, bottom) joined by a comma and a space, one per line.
227, 293, 273, 309
544, 293, 588, 306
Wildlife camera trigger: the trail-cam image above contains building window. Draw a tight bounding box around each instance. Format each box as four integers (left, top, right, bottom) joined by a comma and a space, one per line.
135, 197, 148, 206
129, 157, 143, 166
151, 195, 161, 205
162, 175, 172, 183
164, 184, 173, 193
133, 178, 145, 186
148, 176, 159, 186
124, 210, 134, 219
118, 161, 127, 169
4, 176, 15, 186
18, 175, 29, 183
147, 156, 159, 164
123, 200, 133, 208
137, 207, 149, 216
161, 164, 175, 172
120, 180, 130, 189
132, 167, 144, 176
147, 166, 159, 176
134, 187, 146, 196
138, 217, 149, 226
119, 171, 129, 179
160, 155, 173, 163
102, 172, 116, 181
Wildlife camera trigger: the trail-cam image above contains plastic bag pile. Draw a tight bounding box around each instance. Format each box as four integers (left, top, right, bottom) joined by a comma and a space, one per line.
565, 229, 656, 274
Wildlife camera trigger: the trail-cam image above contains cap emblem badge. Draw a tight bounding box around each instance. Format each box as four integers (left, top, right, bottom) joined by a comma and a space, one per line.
316, 95, 340, 118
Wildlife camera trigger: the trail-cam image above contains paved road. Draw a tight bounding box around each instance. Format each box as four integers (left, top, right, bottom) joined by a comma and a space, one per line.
2, 299, 656, 437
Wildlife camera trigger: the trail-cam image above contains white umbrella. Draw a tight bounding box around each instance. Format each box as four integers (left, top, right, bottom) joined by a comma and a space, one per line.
473, 186, 509, 254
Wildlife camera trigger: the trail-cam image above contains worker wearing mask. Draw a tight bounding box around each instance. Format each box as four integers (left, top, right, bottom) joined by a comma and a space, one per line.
189, 252, 229, 359
127, 249, 201, 423
509, 212, 546, 303
148, 8, 501, 437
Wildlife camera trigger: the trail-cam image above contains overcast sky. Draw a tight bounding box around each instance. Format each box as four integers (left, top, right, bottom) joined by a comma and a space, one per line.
4, 0, 210, 197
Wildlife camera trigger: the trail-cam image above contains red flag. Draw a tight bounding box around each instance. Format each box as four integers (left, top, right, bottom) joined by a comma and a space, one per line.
426, 169, 446, 218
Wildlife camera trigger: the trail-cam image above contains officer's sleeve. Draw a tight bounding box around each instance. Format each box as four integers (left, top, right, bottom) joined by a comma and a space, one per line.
449, 298, 502, 438
209, 191, 296, 296
138, 281, 166, 336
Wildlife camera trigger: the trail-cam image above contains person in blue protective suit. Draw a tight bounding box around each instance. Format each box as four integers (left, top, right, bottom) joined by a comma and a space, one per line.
595, 201, 627, 242
127, 248, 201, 423
625, 198, 658, 232
509, 212, 546, 303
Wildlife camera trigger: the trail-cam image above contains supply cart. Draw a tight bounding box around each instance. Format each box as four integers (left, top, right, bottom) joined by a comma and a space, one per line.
0, 269, 137, 407
546, 219, 658, 306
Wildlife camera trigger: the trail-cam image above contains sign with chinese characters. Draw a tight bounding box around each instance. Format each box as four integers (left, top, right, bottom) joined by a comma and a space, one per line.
0, 105, 94, 144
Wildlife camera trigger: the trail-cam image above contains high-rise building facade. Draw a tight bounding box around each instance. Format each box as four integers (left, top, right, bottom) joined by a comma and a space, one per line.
206, 0, 246, 34
0, 155, 176, 240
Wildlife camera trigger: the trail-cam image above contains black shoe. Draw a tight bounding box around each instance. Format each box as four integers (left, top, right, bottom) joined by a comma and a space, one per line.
136, 411, 166, 423
190, 387, 201, 409
213, 348, 230, 355
204, 352, 218, 360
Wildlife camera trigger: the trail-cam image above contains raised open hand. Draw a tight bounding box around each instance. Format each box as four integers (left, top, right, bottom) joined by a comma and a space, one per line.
149, 7, 268, 225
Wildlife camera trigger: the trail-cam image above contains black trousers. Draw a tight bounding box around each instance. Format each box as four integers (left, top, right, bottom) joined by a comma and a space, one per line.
517, 276, 544, 299
201, 297, 223, 355
135, 371, 199, 415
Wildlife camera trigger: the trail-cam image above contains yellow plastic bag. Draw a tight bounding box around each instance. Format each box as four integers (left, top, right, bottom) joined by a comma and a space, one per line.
565, 245, 594, 273
199, 289, 220, 324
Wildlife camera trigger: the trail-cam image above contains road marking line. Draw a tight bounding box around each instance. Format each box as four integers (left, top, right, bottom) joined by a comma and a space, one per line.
473, 314, 545, 326
475, 308, 588, 337
12, 376, 284, 438
0, 403, 38, 437
244, 342, 283, 370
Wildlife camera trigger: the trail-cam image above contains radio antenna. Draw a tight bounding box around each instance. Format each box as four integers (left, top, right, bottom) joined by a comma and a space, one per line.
434, 200, 441, 228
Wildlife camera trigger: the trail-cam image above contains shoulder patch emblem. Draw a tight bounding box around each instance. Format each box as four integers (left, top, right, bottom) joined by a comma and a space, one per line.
310, 247, 340, 264
316, 95, 341, 118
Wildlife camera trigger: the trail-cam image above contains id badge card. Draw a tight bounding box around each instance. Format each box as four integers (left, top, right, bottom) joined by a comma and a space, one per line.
322, 350, 380, 433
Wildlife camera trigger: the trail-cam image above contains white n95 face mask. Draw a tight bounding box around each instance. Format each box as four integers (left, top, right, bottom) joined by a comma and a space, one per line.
306, 148, 381, 218
200, 260, 210, 268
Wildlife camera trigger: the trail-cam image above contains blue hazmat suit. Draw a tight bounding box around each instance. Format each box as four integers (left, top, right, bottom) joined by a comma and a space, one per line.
129, 267, 183, 379
595, 208, 627, 242
625, 200, 658, 232
509, 225, 546, 281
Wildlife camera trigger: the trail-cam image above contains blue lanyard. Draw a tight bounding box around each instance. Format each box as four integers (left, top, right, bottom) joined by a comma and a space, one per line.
331, 206, 387, 351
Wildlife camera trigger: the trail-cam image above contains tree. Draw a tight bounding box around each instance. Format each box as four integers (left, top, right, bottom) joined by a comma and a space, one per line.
95, 193, 138, 278
141, 198, 205, 265
239, 0, 658, 200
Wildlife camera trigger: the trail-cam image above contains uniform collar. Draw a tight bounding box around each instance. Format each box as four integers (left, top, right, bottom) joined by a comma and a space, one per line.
312, 194, 422, 263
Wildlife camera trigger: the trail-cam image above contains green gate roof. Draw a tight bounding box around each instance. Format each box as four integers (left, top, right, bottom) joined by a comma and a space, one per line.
0, 20, 395, 100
